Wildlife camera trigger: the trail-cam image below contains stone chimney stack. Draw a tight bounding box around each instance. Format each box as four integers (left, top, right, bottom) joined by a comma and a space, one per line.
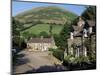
77, 16, 85, 27
70, 32, 74, 40
41, 36, 43, 40
89, 27, 92, 33
83, 29, 88, 37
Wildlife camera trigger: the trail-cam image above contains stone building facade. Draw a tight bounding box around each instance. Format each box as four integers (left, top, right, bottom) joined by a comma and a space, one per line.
67, 17, 96, 57
27, 36, 57, 51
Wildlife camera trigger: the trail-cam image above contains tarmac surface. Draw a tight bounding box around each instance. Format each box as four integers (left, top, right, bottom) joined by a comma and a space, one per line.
13, 50, 67, 74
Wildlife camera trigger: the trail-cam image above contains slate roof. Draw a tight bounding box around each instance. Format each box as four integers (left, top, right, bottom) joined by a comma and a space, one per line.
73, 32, 82, 37
72, 25, 84, 32
86, 20, 95, 27
27, 38, 53, 43
72, 20, 95, 37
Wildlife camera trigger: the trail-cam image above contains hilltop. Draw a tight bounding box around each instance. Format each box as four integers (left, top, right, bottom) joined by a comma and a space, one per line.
15, 6, 77, 25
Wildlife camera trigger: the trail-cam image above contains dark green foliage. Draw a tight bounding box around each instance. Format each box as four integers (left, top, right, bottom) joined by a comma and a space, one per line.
82, 6, 96, 20
74, 56, 89, 64
22, 31, 39, 40
12, 17, 21, 48
12, 17, 27, 49
39, 31, 50, 38
70, 16, 80, 25
49, 25, 53, 36
53, 49, 64, 61
49, 48, 64, 61
59, 23, 71, 50
12, 17, 24, 34
64, 55, 73, 63
21, 41, 27, 49
64, 55, 90, 64
53, 34, 62, 48
53, 22, 71, 51
12, 17, 20, 36
12, 36, 20, 48
12, 36, 25, 49
22, 31, 30, 39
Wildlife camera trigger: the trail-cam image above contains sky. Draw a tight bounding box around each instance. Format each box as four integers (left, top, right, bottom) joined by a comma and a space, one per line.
12, 1, 87, 16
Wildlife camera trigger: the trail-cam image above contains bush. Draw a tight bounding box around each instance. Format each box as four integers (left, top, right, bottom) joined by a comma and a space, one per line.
63, 55, 96, 70
39, 31, 50, 38
64, 55, 75, 63
49, 48, 64, 61
90, 54, 96, 61
64, 55, 90, 64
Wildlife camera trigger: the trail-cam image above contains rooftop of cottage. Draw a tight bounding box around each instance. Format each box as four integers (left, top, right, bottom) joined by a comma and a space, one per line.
71, 17, 96, 37
72, 20, 95, 31
27, 37, 53, 43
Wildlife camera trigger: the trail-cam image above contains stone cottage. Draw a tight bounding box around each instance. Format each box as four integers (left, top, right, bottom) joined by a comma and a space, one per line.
27, 36, 57, 51
67, 17, 96, 57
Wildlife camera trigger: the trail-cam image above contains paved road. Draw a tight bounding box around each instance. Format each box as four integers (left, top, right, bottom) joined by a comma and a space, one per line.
13, 50, 67, 74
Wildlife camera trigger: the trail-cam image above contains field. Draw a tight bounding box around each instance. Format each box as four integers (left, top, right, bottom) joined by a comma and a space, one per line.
21, 24, 63, 35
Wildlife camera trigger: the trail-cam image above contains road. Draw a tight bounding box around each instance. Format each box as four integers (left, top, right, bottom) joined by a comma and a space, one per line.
13, 50, 67, 74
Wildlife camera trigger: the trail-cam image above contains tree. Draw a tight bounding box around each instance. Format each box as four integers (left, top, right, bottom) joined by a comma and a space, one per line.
59, 23, 71, 51
53, 34, 62, 47
49, 25, 53, 36
22, 31, 30, 39
12, 17, 25, 49
12, 17, 20, 36
82, 6, 96, 20
39, 31, 50, 38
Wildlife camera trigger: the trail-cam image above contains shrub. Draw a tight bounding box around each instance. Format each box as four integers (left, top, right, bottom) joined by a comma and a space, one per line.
39, 31, 50, 38
49, 48, 64, 61
64, 55, 76, 63
48, 48, 55, 51
64, 55, 90, 64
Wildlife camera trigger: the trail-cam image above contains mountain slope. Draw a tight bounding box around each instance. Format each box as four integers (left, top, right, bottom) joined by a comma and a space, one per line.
15, 6, 77, 25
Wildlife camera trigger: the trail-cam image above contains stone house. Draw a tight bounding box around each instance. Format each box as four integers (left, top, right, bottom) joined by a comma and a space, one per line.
27, 36, 57, 51
67, 17, 96, 57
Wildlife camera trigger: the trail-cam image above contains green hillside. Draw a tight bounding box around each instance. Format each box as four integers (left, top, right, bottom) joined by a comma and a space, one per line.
14, 6, 78, 38
15, 6, 77, 26
21, 24, 63, 35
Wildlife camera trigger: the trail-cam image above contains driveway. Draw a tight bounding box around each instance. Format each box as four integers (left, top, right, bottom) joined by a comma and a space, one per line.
13, 50, 67, 74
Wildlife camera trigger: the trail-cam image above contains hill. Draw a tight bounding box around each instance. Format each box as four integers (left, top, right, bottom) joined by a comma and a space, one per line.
14, 6, 78, 38
15, 6, 77, 25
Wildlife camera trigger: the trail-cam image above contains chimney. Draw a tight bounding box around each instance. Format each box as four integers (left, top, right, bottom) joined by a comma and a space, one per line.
70, 32, 74, 40
41, 36, 43, 40
77, 16, 85, 27
89, 27, 92, 33
83, 29, 88, 37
